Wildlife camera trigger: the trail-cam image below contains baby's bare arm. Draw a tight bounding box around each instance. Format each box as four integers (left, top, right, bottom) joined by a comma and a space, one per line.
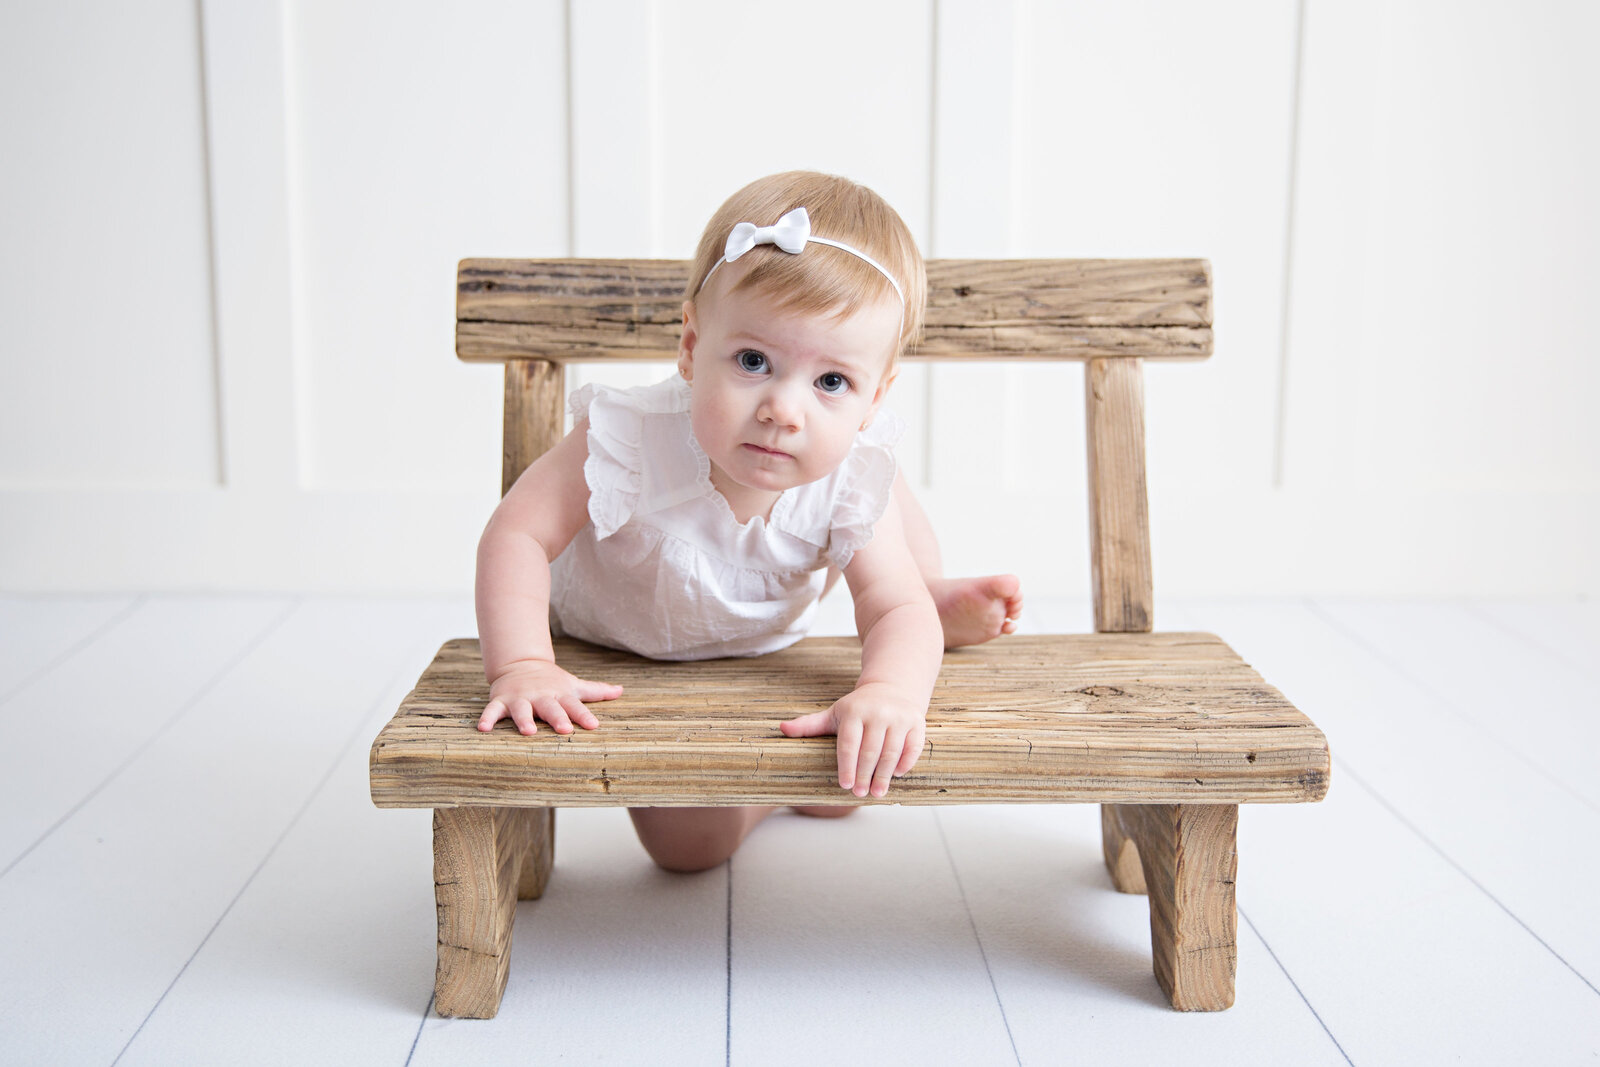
779, 497, 943, 796
475, 420, 623, 733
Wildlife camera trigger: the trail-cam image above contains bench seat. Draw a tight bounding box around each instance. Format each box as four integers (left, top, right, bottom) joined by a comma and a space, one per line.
371, 632, 1329, 809
371, 630, 1328, 1018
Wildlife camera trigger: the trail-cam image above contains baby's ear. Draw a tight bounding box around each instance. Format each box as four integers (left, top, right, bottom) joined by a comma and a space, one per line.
861, 366, 898, 428
677, 300, 698, 381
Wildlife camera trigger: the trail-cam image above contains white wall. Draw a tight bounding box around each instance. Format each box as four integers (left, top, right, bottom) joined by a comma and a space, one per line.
1, 0, 1595, 598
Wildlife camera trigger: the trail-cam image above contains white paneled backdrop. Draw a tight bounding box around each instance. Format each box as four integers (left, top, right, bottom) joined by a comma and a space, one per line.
1, 0, 1595, 597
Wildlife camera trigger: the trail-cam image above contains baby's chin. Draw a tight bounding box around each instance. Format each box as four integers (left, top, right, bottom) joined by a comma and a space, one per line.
725, 465, 829, 494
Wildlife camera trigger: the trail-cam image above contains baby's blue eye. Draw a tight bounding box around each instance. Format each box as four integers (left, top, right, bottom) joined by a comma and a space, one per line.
737, 350, 768, 373
816, 372, 850, 396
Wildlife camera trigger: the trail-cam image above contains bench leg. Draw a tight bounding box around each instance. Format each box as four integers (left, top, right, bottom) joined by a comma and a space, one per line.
432, 806, 556, 1018
516, 807, 556, 900
1101, 803, 1238, 1011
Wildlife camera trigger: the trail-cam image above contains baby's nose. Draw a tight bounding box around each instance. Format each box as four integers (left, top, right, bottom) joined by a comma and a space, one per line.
759, 383, 805, 428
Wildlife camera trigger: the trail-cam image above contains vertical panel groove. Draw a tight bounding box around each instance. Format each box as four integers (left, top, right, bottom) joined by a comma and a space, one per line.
647, 0, 662, 258
194, 0, 226, 488
1272, 0, 1308, 489
563, 0, 575, 258
278, 0, 311, 491
927, 0, 940, 257
924, 0, 941, 490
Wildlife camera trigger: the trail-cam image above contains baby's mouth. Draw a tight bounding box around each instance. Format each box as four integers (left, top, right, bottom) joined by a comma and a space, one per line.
742, 443, 792, 459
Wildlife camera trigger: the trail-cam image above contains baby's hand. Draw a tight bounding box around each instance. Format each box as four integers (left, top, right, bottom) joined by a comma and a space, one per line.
779, 682, 927, 798
479, 659, 623, 735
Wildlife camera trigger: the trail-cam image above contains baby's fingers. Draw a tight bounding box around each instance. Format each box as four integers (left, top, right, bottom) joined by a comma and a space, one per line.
559, 693, 600, 731
895, 722, 926, 776
508, 697, 539, 735
574, 677, 624, 703
869, 727, 908, 798
853, 727, 885, 799
836, 718, 864, 791
478, 699, 509, 732
533, 695, 575, 735
779, 709, 835, 737
479, 697, 539, 735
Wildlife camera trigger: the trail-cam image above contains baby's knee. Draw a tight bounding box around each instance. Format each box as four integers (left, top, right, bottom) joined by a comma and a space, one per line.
628, 807, 754, 873
644, 842, 735, 873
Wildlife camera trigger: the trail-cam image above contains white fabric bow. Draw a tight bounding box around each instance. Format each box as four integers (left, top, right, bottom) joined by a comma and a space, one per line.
696, 204, 905, 312
724, 206, 811, 262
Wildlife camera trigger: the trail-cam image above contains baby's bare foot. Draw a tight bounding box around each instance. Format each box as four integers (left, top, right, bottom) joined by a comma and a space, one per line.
791, 806, 858, 818
929, 574, 1023, 649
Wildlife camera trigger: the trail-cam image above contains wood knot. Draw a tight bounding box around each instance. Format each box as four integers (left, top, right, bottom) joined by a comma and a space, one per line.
1075, 685, 1128, 698
954, 285, 973, 298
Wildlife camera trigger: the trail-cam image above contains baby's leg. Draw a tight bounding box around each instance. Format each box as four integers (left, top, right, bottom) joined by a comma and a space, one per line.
628, 806, 776, 872
894, 470, 1024, 648
792, 804, 856, 818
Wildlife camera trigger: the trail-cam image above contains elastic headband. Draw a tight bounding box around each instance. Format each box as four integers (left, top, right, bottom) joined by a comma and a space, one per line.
695, 206, 906, 308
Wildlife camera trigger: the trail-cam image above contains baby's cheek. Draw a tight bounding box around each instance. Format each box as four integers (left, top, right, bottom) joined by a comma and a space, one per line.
808, 431, 858, 482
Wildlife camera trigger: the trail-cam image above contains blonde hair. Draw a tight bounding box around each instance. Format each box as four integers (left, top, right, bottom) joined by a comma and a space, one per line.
687, 171, 927, 363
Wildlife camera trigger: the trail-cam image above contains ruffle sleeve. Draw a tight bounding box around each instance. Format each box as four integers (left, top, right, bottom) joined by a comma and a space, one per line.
569, 377, 690, 540
825, 408, 905, 570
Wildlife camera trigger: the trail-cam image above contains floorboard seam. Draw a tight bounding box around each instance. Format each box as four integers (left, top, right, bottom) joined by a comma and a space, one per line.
1304, 598, 1600, 818
0, 597, 301, 884
0, 594, 145, 707
404, 993, 434, 1066
1333, 755, 1599, 999
109, 633, 439, 1064
932, 809, 1021, 1066
1461, 601, 1600, 684
1238, 904, 1354, 1065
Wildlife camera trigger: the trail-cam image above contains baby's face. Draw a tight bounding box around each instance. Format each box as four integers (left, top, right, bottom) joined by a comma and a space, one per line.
678, 275, 900, 502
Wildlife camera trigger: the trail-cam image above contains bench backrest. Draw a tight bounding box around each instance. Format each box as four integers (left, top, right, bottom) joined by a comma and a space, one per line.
455, 258, 1213, 635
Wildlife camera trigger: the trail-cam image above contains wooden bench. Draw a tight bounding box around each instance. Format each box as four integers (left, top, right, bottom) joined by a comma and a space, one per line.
369, 258, 1331, 1019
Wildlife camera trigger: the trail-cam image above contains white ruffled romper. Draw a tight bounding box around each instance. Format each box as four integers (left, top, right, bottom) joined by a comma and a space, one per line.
547, 375, 903, 661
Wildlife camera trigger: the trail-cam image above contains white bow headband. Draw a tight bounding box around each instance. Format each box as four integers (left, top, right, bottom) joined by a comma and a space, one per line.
695, 206, 906, 307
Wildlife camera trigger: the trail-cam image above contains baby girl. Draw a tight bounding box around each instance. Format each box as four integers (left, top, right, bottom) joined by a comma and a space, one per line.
474, 171, 1021, 870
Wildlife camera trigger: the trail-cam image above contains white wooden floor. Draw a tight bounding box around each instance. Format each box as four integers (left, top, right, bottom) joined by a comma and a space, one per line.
2, 593, 1598, 1066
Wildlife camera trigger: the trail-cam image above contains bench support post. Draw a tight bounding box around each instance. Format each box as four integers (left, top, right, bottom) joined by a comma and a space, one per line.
1102, 803, 1238, 1011
426, 360, 566, 1019
432, 806, 555, 1018
1085, 357, 1153, 633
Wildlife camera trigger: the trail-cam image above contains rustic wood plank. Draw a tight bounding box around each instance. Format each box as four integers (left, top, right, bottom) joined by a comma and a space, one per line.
432, 806, 524, 1019
1103, 803, 1239, 1011
501, 360, 563, 495
370, 634, 1330, 808
456, 258, 1213, 362
1086, 357, 1153, 633
514, 806, 554, 900
1101, 804, 1148, 894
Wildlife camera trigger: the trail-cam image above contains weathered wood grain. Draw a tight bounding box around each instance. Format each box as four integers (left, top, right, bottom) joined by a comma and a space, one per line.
1086, 357, 1154, 633
1103, 803, 1239, 1011
501, 359, 563, 495
514, 806, 554, 900
455, 258, 1213, 362
1102, 803, 1149, 894
370, 633, 1330, 809
432, 807, 522, 1018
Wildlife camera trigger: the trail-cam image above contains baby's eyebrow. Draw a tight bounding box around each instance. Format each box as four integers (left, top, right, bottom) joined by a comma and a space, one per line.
823, 356, 870, 379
